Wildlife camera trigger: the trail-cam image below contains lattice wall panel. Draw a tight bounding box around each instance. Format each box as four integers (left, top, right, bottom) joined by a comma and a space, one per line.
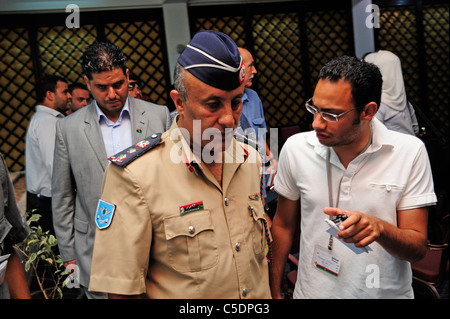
37, 25, 97, 85
252, 12, 304, 128
0, 27, 36, 171
195, 16, 246, 48
305, 9, 353, 90
378, 6, 421, 106
105, 21, 167, 105
423, 4, 449, 135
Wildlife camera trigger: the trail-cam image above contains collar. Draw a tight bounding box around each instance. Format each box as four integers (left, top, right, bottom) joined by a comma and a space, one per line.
242, 88, 249, 103
307, 118, 394, 163
95, 98, 130, 123
36, 104, 65, 118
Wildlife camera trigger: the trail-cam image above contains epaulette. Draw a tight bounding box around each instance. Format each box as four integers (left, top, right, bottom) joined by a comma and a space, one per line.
109, 133, 162, 168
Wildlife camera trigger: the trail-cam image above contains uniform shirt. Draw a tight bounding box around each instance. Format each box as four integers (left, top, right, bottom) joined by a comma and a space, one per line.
274, 118, 436, 298
89, 120, 271, 299
25, 105, 64, 197
96, 99, 132, 158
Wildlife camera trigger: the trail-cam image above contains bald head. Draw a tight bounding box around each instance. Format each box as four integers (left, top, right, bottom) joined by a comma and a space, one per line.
238, 48, 257, 88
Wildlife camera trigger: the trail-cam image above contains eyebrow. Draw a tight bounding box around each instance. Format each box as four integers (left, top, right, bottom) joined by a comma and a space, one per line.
311, 99, 346, 113
95, 79, 125, 87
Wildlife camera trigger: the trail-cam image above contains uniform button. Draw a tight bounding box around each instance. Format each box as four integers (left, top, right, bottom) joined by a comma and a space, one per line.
224, 197, 229, 206
151, 134, 158, 139
188, 226, 195, 234
235, 242, 241, 251
242, 288, 248, 297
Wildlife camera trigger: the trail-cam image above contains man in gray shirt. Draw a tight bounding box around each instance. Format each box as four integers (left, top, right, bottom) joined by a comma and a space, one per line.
25, 74, 70, 235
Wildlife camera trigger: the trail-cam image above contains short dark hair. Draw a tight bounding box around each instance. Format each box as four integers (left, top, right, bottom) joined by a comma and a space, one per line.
68, 82, 88, 93
82, 42, 127, 79
318, 55, 382, 111
36, 74, 67, 103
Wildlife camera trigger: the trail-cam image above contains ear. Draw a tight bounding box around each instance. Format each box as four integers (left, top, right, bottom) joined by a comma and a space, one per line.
45, 90, 55, 102
83, 75, 91, 91
125, 68, 130, 81
170, 89, 186, 115
362, 102, 378, 120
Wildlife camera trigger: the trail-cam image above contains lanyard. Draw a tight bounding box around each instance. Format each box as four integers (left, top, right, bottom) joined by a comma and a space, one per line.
325, 123, 373, 251
326, 148, 340, 250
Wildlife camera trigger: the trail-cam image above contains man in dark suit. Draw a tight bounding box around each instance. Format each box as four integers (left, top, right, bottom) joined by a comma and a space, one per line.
51, 42, 171, 299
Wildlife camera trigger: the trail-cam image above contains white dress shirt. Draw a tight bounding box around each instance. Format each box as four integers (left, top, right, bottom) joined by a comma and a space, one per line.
25, 105, 65, 197
95, 99, 132, 158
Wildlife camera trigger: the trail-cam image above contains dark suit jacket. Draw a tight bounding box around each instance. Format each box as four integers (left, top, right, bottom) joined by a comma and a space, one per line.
51, 97, 171, 287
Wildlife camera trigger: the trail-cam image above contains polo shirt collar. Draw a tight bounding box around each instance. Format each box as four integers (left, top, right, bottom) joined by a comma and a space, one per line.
36, 104, 65, 118
307, 117, 394, 162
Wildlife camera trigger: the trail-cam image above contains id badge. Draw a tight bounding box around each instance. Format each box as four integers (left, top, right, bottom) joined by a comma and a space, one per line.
312, 245, 341, 277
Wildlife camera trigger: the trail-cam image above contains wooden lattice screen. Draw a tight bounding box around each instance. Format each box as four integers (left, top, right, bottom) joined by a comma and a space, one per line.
0, 1, 448, 172
375, 0, 449, 137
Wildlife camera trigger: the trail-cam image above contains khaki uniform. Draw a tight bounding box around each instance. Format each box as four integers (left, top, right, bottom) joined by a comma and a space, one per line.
89, 120, 271, 298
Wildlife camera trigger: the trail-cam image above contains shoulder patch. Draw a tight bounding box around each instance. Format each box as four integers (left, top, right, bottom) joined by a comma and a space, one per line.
109, 133, 162, 167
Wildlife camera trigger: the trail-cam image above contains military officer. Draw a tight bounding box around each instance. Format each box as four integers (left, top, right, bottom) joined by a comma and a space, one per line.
89, 30, 272, 299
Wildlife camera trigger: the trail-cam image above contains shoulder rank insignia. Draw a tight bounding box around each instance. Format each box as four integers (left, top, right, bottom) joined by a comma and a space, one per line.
109, 133, 162, 167
95, 200, 116, 230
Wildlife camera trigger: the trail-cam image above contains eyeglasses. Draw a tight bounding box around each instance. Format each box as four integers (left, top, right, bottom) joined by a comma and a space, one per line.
128, 82, 140, 90
305, 98, 357, 122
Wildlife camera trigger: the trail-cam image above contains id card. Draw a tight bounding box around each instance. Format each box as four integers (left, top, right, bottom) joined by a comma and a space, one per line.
312, 246, 341, 277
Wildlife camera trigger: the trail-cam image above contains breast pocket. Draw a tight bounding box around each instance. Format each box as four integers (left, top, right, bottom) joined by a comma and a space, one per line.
163, 210, 218, 272
248, 202, 267, 261
369, 182, 405, 208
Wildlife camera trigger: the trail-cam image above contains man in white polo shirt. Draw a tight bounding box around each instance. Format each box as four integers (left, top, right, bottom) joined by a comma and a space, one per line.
269, 55, 436, 299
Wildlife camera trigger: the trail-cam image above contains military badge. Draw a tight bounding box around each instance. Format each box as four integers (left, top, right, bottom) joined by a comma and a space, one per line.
180, 201, 204, 215
95, 200, 116, 229
135, 140, 150, 149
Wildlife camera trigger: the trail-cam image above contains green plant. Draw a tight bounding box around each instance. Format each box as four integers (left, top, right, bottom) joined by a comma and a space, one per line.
14, 211, 69, 299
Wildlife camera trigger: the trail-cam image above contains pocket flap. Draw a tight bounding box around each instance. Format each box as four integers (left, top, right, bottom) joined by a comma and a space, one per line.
164, 210, 214, 240
74, 217, 89, 234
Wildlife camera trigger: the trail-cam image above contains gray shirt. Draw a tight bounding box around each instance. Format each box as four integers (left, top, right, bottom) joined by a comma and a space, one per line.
25, 105, 64, 197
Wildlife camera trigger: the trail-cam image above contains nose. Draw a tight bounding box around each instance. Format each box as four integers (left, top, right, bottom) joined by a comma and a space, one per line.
311, 112, 326, 131
218, 105, 236, 128
107, 86, 118, 99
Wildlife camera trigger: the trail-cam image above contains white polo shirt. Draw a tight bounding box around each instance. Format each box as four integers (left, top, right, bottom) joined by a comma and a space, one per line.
274, 118, 436, 299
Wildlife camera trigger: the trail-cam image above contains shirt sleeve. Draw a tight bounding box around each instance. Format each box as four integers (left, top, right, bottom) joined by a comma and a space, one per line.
397, 142, 437, 210
0, 155, 28, 249
273, 137, 301, 201
89, 163, 152, 295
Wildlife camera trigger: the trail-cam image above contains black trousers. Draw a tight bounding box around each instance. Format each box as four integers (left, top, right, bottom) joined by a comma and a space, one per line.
26, 191, 55, 236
